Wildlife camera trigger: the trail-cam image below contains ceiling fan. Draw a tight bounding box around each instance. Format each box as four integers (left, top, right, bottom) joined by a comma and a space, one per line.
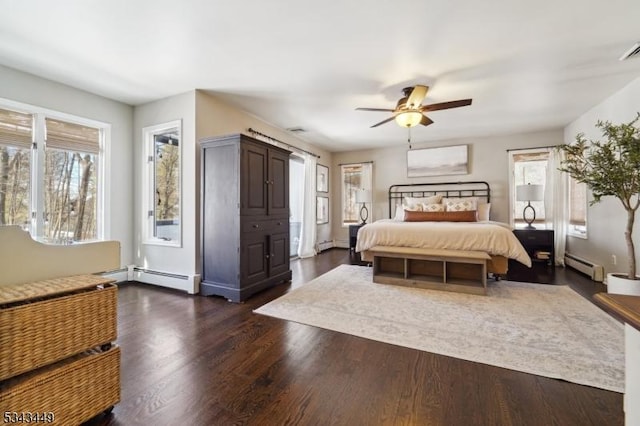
356, 85, 472, 128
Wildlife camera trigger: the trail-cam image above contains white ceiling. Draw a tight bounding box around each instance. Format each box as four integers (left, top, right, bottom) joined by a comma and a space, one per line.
1, 0, 639, 152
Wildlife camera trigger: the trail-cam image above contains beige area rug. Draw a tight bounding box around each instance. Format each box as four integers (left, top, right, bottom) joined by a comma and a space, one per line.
255, 264, 624, 393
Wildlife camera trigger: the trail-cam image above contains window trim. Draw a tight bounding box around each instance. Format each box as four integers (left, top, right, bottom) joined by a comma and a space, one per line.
508, 148, 550, 229
340, 162, 373, 227
142, 119, 182, 247
0, 97, 110, 242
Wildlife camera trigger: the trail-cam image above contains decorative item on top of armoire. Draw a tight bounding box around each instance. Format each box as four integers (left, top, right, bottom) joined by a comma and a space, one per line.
200, 133, 292, 302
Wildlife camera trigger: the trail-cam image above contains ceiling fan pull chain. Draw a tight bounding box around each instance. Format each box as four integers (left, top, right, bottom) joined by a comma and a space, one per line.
408, 127, 412, 149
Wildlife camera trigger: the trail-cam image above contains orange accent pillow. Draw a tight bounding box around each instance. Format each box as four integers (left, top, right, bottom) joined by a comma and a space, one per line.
404, 210, 478, 222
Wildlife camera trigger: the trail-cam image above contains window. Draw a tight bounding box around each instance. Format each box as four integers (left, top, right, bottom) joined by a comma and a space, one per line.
143, 120, 181, 246
568, 176, 587, 237
0, 105, 106, 244
510, 150, 549, 228
43, 118, 100, 243
341, 162, 372, 226
0, 108, 32, 230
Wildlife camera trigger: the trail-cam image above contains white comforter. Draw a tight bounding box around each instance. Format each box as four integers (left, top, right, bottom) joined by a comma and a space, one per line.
356, 219, 531, 266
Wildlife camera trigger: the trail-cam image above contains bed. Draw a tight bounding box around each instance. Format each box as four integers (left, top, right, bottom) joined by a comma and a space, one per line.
355, 181, 531, 277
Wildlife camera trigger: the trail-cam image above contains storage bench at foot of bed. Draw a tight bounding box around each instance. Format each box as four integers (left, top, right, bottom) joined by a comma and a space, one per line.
368, 246, 491, 295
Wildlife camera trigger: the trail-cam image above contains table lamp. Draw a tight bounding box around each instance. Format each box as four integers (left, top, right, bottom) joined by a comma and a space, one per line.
516, 183, 544, 229
355, 189, 372, 225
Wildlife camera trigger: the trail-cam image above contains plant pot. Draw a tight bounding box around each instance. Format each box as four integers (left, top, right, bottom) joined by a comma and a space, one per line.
607, 273, 640, 296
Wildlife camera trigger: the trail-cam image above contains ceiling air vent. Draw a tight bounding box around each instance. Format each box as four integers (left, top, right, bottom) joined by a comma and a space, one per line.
286, 126, 307, 133
619, 42, 640, 61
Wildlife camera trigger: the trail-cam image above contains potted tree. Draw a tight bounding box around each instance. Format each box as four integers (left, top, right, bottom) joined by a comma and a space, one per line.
558, 113, 640, 295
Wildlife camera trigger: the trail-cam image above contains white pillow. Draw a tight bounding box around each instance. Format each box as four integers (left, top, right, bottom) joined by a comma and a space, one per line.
393, 204, 405, 220
477, 203, 491, 221
443, 197, 478, 212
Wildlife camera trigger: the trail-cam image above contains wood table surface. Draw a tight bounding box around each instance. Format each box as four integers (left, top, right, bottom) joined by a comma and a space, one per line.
594, 292, 640, 330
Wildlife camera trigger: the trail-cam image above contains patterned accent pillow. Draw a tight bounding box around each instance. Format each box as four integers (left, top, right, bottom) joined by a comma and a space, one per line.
404, 210, 478, 222
421, 203, 445, 212
404, 195, 443, 210
443, 197, 478, 212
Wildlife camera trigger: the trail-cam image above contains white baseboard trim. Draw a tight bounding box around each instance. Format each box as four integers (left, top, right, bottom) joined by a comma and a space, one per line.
101, 268, 128, 283
334, 239, 349, 249
99, 265, 199, 294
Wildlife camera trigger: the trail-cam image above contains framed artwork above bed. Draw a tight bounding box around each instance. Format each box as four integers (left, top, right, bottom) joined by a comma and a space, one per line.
407, 145, 468, 177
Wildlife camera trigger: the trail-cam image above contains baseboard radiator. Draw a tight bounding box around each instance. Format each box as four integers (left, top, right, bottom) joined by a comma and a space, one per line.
316, 240, 334, 252
129, 266, 200, 294
564, 253, 604, 282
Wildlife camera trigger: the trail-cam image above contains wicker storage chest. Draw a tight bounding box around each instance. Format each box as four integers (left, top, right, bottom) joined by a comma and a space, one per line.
0, 275, 117, 382
0, 274, 120, 423
0, 347, 121, 425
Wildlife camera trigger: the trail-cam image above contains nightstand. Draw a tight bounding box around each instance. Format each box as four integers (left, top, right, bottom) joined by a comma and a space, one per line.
508, 229, 555, 284
349, 224, 364, 252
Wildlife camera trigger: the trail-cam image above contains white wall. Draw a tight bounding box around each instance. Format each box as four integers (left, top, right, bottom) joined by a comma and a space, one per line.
564, 76, 640, 277
132, 90, 333, 286
133, 91, 197, 278
331, 129, 564, 244
195, 91, 332, 264
0, 65, 134, 267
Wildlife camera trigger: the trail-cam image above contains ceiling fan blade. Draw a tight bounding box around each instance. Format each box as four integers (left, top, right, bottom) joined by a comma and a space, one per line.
356, 107, 395, 112
420, 115, 434, 126
420, 99, 472, 112
370, 116, 396, 128
407, 85, 428, 109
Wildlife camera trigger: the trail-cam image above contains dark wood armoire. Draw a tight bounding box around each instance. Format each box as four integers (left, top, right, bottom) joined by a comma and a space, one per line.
200, 133, 292, 302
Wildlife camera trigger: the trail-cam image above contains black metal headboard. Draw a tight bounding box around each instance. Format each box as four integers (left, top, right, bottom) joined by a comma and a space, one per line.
388, 181, 491, 218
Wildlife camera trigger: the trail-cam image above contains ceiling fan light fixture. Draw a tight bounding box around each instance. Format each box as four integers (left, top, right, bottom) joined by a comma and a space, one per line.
395, 111, 423, 128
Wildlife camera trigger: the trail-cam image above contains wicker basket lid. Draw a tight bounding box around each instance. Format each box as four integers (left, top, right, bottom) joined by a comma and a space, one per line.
0, 275, 115, 305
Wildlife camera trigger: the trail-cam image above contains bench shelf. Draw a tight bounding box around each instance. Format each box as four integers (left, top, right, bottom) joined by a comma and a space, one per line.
369, 246, 490, 296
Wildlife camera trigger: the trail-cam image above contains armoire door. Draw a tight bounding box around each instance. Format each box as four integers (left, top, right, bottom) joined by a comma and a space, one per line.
241, 232, 269, 284
268, 150, 290, 217
241, 142, 268, 216
269, 231, 290, 277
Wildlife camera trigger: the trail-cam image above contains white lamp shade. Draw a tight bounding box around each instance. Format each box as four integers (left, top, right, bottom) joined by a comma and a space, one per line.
394, 111, 423, 128
516, 184, 544, 202
355, 189, 372, 203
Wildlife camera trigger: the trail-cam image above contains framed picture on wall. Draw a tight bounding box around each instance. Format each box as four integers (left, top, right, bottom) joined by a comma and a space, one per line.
316, 196, 329, 224
407, 144, 468, 177
316, 164, 329, 192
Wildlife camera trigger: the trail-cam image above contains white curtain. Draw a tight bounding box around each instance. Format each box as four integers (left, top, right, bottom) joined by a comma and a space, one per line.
297, 153, 317, 258
545, 149, 568, 265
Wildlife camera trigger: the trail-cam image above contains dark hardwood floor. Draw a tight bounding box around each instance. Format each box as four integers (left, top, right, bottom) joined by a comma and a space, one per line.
85, 249, 622, 426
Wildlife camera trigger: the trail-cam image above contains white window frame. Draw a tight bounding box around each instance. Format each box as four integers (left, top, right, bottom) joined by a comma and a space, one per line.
508, 148, 549, 229
142, 119, 182, 247
340, 162, 373, 227
0, 97, 109, 242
